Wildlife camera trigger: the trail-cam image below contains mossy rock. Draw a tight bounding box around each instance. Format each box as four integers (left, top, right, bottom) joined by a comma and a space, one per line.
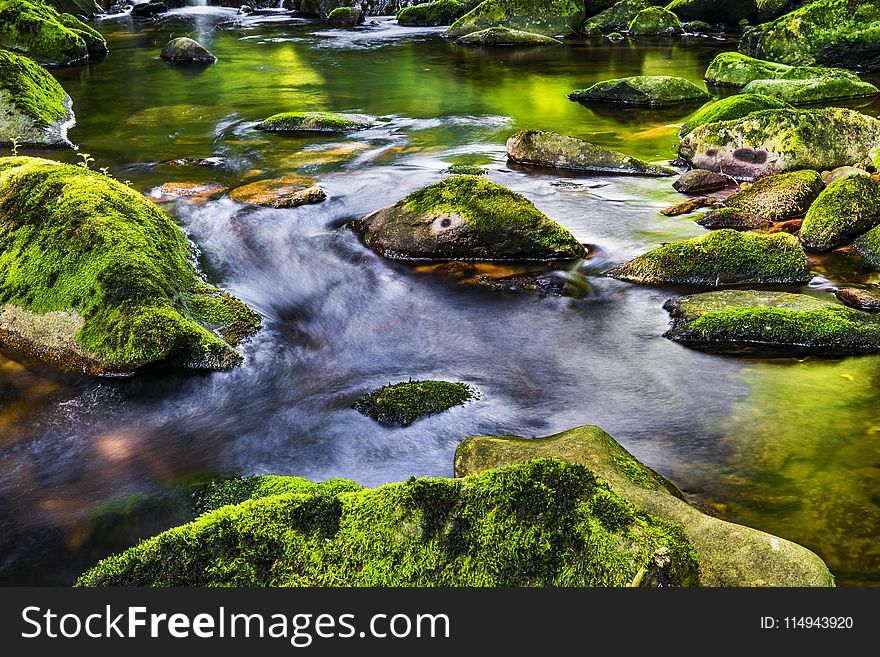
506, 130, 676, 175
327, 6, 364, 27
256, 111, 374, 133
741, 76, 879, 104
698, 170, 823, 230
586, 0, 655, 33
228, 175, 326, 208
800, 174, 880, 252
678, 108, 880, 181
666, 0, 756, 25
442, 163, 488, 175
455, 26, 562, 45
822, 165, 869, 186
350, 175, 585, 261
0, 157, 260, 376
672, 169, 730, 194
679, 93, 791, 137
0, 49, 73, 147
77, 457, 701, 587
454, 426, 833, 586
568, 75, 711, 106
0, 0, 107, 65
683, 19, 712, 33
663, 288, 880, 356
627, 6, 682, 36
160, 37, 216, 63
854, 221, 880, 269
753, 0, 792, 24
398, 0, 467, 26
606, 229, 810, 286
353, 380, 475, 426
704, 51, 861, 87
130, 1, 167, 17
739, 0, 880, 69
445, 0, 586, 39
44, 0, 102, 16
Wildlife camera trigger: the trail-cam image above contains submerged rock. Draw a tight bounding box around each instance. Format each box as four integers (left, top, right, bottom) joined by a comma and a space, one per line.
835, 286, 880, 311
256, 111, 374, 133
741, 76, 879, 104
455, 426, 833, 586
678, 108, 880, 181
0, 157, 260, 375
160, 37, 217, 63
660, 196, 719, 216
679, 94, 791, 137
354, 380, 475, 425
445, 0, 587, 38
327, 6, 365, 27
800, 174, 880, 252
606, 230, 810, 286
698, 170, 823, 230
672, 169, 731, 194
663, 289, 880, 356
0, 0, 108, 65
568, 75, 711, 106
397, 0, 466, 26
586, 0, 654, 33
350, 176, 585, 261
229, 175, 326, 208
0, 49, 74, 147
455, 26, 562, 45
627, 6, 683, 36
666, 0, 756, 25
506, 130, 676, 176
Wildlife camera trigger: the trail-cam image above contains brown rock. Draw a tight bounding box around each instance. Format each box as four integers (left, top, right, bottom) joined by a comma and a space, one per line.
835, 287, 880, 311
229, 176, 326, 208
660, 196, 719, 216
672, 169, 731, 194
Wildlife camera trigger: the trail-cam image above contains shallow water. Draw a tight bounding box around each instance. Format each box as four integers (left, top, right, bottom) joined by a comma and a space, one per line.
2, 10, 880, 585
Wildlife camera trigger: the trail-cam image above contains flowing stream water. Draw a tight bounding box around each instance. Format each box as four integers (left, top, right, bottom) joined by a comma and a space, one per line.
2, 9, 880, 585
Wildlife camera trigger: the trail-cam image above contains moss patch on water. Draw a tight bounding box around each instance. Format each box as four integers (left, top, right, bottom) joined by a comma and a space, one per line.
353, 379, 475, 425
0, 48, 68, 130
679, 93, 791, 137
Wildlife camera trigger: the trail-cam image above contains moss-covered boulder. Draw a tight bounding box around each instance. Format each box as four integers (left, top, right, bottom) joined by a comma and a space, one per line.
672, 169, 731, 194
568, 75, 711, 106
698, 170, 823, 230
0, 49, 74, 147
159, 37, 216, 63
455, 426, 833, 586
0, 0, 108, 65
351, 176, 585, 261
679, 93, 790, 136
628, 6, 682, 35
398, 0, 467, 26
353, 380, 475, 426
740, 0, 880, 69
678, 108, 880, 181
255, 111, 374, 133
704, 52, 791, 87
606, 230, 810, 286
666, 0, 756, 25
455, 26, 562, 44
663, 289, 880, 356
44, 0, 102, 16
506, 130, 676, 175
445, 0, 586, 39
327, 6, 364, 27
77, 457, 700, 587
229, 175, 326, 208
800, 174, 880, 252
0, 157, 260, 376
586, 0, 655, 33
741, 76, 879, 104
854, 222, 880, 269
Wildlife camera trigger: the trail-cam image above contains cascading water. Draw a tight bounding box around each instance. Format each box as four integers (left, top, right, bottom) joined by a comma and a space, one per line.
186, 0, 208, 6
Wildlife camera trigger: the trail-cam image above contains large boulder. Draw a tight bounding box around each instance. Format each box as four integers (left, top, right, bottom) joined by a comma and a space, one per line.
568, 75, 711, 106
679, 93, 790, 136
666, 0, 757, 25
800, 174, 880, 251
627, 6, 682, 35
606, 229, 811, 286
739, 0, 880, 70
327, 6, 365, 27
586, 0, 656, 32
256, 111, 374, 133
506, 130, 676, 175
698, 170, 824, 230
454, 426, 834, 586
678, 108, 880, 181
0, 157, 260, 376
160, 37, 217, 63
704, 52, 794, 87
456, 26, 563, 44
0, 49, 74, 147
663, 289, 880, 356
0, 0, 107, 65
741, 76, 879, 104
445, 0, 586, 38
350, 176, 585, 261
397, 0, 467, 25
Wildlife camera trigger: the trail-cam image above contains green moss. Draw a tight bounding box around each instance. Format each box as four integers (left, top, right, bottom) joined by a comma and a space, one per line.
627, 6, 682, 36
704, 52, 791, 87
569, 75, 710, 106
184, 282, 261, 346
801, 174, 880, 252
76, 458, 700, 587
443, 164, 488, 175
742, 76, 879, 104
0, 156, 259, 374
445, 0, 586, 38
256, 111, 373, 133
398, 0, 468, 26
586, 0, 653, 33
353, 379, 475, 425
607, 229, 811, 286
679, 93, 791, 136
0, 0, 106, 65
455, 26, 563, 45
666, 0, 755, 24
0, 48, 67, 130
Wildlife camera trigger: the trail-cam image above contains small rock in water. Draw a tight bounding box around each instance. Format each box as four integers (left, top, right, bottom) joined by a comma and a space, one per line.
455, 27, 562, 46
160, 37, 217, 63
568, 75, 711, 106
148, 182, 227, 203
238, 5, 254, 15
256, 111, 375, 133
660, 196, 719, 216
764, 218, 803, 235
162, 156, 227, 167
835, 287, 880, 311
673, 169, 731, 194
353, 380, 476, 426
229, 175, 326, 208
327, 7, 364, 28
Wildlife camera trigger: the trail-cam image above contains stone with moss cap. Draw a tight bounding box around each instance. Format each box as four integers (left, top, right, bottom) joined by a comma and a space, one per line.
704, 51, 860, 87
742, 76, 879, 105
229, 175, 326, 209
0, 157, 260, 376
0, 0, 107, 65
800, 174, 880, 252
506, 130, 676, 175
627, 6, 682, 36
454, 425, 833, 586
679, 108, 880, 181
698, 170, 823, 230
327, 6, 364, 27
666, 0, 756, 25
663, 289, 880, 356
350, 176, 585, 261
740, 0, 880, 70
0, 49, 74, 147
445, 0, 586, 38
398, 0, 468, 26
353, 380, 475, 426
606, 229, 810, 286
256, 111, 374, 133
160, 37, 216, 63
586, 0, 655, 33
568, 75, 710, 106
679, 93, 790, 137
455, 26, 562, 45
